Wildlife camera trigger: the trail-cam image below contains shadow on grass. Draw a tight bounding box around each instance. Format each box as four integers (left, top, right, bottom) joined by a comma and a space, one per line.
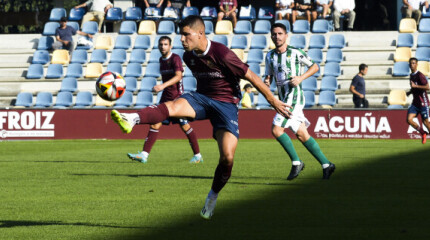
108, 147, 430, 240
0, 220, 145, 229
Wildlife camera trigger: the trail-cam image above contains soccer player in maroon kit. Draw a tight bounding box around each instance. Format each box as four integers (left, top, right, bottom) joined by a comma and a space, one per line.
111, 16, 290, 219
127, 36, 203, 163
406, 57, 430, 144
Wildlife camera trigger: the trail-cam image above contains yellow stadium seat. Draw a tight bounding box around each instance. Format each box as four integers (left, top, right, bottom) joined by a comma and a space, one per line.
94, 35, 114, 50
51, 49, 70, 64
138, 20, 156, 35
231, 49, 245, 62
399, 18, 417, 33
215, 20, 233, 34
388, 89, 407, 106
269, 39, 275, 49
95, 95, 115, 107
85, 63, 103, 78
417, 61, 430, 76
394, 47, 411, 62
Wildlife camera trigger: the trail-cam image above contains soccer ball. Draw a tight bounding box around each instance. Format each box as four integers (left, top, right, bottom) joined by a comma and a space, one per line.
95, 71, 126, 101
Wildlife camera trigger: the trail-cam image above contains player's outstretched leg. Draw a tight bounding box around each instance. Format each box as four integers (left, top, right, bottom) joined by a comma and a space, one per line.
127, 151, 148, 163
111, 110, 140, 134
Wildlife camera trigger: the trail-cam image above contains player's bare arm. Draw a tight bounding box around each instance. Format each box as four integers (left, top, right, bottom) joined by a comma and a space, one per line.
153, 71, 182, 93
410, 81, 430, 90
290, 63, 319, 87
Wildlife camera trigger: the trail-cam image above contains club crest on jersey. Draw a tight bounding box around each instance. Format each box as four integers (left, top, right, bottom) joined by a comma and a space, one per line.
205, 59, 216, 69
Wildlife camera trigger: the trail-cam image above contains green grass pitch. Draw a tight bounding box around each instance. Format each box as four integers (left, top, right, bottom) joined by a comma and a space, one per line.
0, 139, 429, 240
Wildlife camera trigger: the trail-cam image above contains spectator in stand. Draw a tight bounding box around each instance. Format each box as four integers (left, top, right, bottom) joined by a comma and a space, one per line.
52, 17, 93, 53
292, 0, 317, 24
167, 0, 190, 11
143, 0, 164, 8
276, 0, 295, 21
241, 84, 253, 108
315, 0, 333, 19
217, 0, 238, 28
350, 63, 369, 108
333, 0, 356, 31
74, 0, 113, 32
401, 0, 429, 25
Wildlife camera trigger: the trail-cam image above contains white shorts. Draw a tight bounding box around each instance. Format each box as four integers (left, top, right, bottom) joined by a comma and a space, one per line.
276, 9, 292, 16
272, 107, 310, 134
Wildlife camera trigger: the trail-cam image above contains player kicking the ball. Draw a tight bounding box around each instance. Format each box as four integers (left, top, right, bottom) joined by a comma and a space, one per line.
127, 36, 203, 164
264, 23, 335, 180
111, 16, 290, 220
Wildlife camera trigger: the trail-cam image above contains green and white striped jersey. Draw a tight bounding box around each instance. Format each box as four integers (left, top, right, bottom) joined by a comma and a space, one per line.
265, 46, 315, 107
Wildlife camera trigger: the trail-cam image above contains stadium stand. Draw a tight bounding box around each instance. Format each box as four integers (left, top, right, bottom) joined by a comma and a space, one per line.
119, 21, 137, 34
138, 20, 156, 35
312, 19, 330, 33
69, 7, 86, 21
419, 18, 430, 32
45, 64, 64, 79
308, 35, 326, 49
204, 20, 214, 34
59, 78, 78, 92
254, 20, 271, 34
90, 49, 107, 63
417, 61, 430, 76
133, 35, 151, 49
200, 6, 217, 20
26, 64, 44, 79
125, 62, 143, 78
51, 49, 70, 64
328, 34, 346, 48
66, 21, 80, 31
43, 22, 60, 36
239, 6, 256, 20
114, 35, 132, 49
215, 20, 233, 34
81, 21, 98, 35
397, 33, 414, 47
149, 49, 162, 63
73, 91, 93, 108
70, 49, 88, 64
125, 7, 142, 21
258, 6, 275, 20
139, 77, 157, 92
34, 92, 53, 108
318, 90, 336, 107
320, 76, 338, 91
392, 62, 410, 76
394, 47, 412, 61
234, 20, 252, 34
289, 35, 306, 49
106, 63, 123, 75
109, 49, 127, 64
49, 8, 67, 22
302, 77, 318, 92
65, 63, 83, 78
182, 7, 199, 19
231, 35, 248, 49
129, 49, 147, 64
293, 20, 310, 34
417, 33, 430, 47
304, 91, 316, 108
307, 49, 323, 63
183, 77, 197, 92
32, 50, 50, 64
323, 62, 341, 77
250, 35, 268, 49
94, 35, 113, 50
256, 93, 271, 109
415, 47, 430, 61
387, 90, 407, 106
14, 92, 33, 108
275, 19, 291, 32
231, 49, 244, 61
37, 36, 54, 50
135, 91, 154, 108
124, 77, 138, 92
326, 48, 343, 63
114, 91, 133, 108
399, 18, 417, 33
246, 49, 264, 64
212, 35, 229, 47
158, 20, 175, 34
54, 91, 73, 108
85, 63, 103, 78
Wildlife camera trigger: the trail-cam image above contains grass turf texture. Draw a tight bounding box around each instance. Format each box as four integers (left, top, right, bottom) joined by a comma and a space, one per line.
0, 139, 429, 240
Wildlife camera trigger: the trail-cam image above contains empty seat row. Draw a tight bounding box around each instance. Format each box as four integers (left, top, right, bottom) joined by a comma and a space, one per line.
394, 47, 430, 62
301, 76, 339, 92
399, 18, 430, 33
397, 33, 430, 48
393, 61, 430, 77
15, 91, 94, 108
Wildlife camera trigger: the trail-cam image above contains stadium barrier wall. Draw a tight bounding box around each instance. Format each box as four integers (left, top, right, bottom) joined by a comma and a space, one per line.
0, 109, 426, 140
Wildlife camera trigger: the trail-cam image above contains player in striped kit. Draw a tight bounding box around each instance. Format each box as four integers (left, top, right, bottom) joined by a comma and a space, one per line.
264, 23, 335, 180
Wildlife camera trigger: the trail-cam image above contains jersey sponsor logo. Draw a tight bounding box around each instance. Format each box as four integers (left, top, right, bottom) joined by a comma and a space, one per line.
0, 111, 55, 138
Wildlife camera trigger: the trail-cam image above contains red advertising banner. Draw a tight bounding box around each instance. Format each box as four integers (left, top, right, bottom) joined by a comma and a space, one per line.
0, 109, 427, 140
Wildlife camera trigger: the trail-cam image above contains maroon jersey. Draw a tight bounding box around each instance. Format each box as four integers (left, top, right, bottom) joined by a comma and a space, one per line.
183, 40, 249, 103
159, 53, 184, 102
410, 71, 429, 107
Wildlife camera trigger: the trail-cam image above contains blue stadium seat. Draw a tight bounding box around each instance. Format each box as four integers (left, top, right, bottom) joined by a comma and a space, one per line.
246, 49, 264, 64
163, 7, 180, 20
309, 35, 326, 49
152, 35, 161, 49
37, 36, 54, 50
125, 7, 142, 21
26, 64, 44, 79
173, 35, 184, 49
149, 49, 162, 63
328, 34, 346, 48
66, 21, 80, 31
15, 92, 33, 107
182, 7, 199, 19
320, 76, 338, 91
326, 48, 343, 63
43, 22, 60, 36
184, 67, 193, 77
156, 91, 163, 104
415, 47, 430, 61
419, 18, 430, 32
302, 77, 317, 91
129, 49, 147, 64
270, 78, 277, 92
125, 63, 143, 78
248, 63, 261, 76
392, 62, 410, 76
258, 6, 274, 20
289, 35, 306, 49
32, 50, 50, 64
397, 33, 414, 47
275, 19, 291, 32
158, 20, 175, 34
125, 77, 138, 92
254, 20, 271, 34
293, 20, 310, 33
387, 104, 404, 109
423, 7, 430, 18
239, 6, 256, 20
204, 20, 214, 34
69, 7, 86, 21
183, 77, 197, 92
250, 35, 267, 49
34, 92, 53, 108
323, 62, 341, 77
140, 77, 157, 92
74, 91, 93, 108
417, 33, 430, 47
45, 64, 63, 79
134, 35, 151, 49
172, 49, 184, 59
307, 49, 323, 64
304, 91, 315, 108
90, 49, 107, 63
49, 8, 67, 21
109, 49, 127, 63
65, 63, 83, 78
256, 93, 271, 109
54, 91, 73, 108
119, 21, 137, 34
144, 7, 162, 20
114, 91, 133, 108
212, 35, 229, 47
70, 49, 88, 64
60, 77, 78, 92
105, 7, 123, 21
234, 20, 252, 34
231, 35, 248, 49
106, 63, 123, 75
135, 91, 154, 108
312, 19, 329, 33
81, 21, 98, 35
318, 90, 336, 106
200, 6, 217, 20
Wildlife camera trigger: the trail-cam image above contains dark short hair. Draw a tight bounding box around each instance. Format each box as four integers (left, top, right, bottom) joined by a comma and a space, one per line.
409, 57, 418, 63
359, 63, 368, 72
158, 36, 172, 45
244, 83, 253, 90
178, 15, 205, 31
60, 17, 67, 22
270, 23, 287, 33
